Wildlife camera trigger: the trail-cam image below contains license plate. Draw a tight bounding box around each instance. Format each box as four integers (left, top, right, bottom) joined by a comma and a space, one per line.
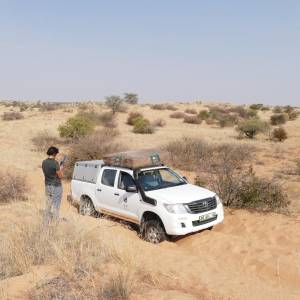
199, 212, 217, 222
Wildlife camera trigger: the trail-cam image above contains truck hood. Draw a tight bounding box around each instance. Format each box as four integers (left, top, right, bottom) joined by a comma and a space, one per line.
144, 183, 215, 204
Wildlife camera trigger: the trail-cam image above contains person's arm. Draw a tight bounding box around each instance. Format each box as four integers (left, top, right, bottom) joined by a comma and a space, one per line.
55, 161, 63, 179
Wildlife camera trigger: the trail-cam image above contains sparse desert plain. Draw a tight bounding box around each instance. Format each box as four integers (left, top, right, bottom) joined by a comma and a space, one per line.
0, 101, 299, 300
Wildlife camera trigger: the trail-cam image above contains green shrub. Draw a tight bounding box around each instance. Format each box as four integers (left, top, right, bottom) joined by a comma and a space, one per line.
170, 112, 186, 119
217, 114, 238, 128
272, 127, 287, 142
127, 112, 143, 125
133, 118, 155, 134
232, 171, 288, 211
198, 110, 210, 120
270, 113, 287, 125
249, 104, 264, 110
183, 115, 202, 124
184, 108, 197, 114
98, 112, 117, 128
261, 106, 270, 111
58, 116, 95, 139
2, 112, 24, 121
237, 119, 269, 138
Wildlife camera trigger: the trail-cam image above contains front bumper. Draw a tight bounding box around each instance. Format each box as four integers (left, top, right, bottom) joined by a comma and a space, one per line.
163, 203, 224, 235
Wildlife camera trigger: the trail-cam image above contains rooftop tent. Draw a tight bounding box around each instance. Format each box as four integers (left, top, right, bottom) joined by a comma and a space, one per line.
103, 149, 165, 169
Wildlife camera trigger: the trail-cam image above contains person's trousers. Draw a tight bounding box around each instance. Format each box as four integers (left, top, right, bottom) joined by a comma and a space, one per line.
44, 185, 63, 224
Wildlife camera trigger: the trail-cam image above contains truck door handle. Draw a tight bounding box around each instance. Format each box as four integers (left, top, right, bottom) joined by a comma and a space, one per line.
114, 193, 119, 196
97, 189, 102, 192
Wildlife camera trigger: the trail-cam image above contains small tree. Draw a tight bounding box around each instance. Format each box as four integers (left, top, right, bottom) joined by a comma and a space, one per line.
105, 96, 124, 114
237, 119, 269, 139
124, 93, 138, 104
58, 116, 95, 139
272, 127, 287, 142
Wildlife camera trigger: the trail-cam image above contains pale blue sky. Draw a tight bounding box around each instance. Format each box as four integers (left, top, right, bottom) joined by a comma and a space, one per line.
0, 1, 299, 105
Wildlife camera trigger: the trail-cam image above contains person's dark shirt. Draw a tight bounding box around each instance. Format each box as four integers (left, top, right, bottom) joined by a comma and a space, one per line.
42, 158, 61, 186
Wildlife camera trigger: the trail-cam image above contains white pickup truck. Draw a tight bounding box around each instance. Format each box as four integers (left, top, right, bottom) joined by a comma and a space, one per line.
71, 160, 224, 243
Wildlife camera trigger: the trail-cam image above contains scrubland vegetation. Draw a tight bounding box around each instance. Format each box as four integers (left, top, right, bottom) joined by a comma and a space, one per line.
0, 99, 300, 299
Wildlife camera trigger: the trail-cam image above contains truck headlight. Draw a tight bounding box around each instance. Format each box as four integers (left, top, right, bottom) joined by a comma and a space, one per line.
215, 195, 222, 205
163, 203, 187, 214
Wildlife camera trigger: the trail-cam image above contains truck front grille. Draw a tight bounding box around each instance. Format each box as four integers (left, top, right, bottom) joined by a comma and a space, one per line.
186, 197, 217, 214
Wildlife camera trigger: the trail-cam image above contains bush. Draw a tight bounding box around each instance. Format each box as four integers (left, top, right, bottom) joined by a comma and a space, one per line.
124, 93, 138, 104
217, 114, 238, 127
283, 105, 294, 114
183, 115, 202, 124
249, 104, 264, 110
273, 106, 282, 113
270, 113, 287, 125
237, 119, 269, 138
2, 112, 24, 121
39, 103, 59, 112
184, 108, 197, 115
165, 104, 178, 111
272, 127, 288, 142
152, 118, 166, 127
170, 112, 186, 119
287, 110, 299, 120
0, 172, 29, 203
261, 106, 270, 111
232, 171, 288, 211
32, 130, 61, 152
127, 112, 143, 125
58, 116, 95, 139
63, 129, 124, 179
151, 104, 177, 111
228, 106, 257, 119
133, 118, 155, 134
105, 96, 124, 114
198, 110, 210, 120
165, 137, 287, 211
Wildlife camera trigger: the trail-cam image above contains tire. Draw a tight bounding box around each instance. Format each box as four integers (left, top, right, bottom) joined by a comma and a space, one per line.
79, 197, 96, 216
143, 219, 167, 244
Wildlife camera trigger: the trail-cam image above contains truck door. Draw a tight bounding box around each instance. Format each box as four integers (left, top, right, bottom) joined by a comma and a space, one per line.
95, 167, 124, 215
115, 171, 140, 224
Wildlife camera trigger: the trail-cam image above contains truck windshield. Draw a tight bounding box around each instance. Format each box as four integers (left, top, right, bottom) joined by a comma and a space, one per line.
137, 168, 186, 191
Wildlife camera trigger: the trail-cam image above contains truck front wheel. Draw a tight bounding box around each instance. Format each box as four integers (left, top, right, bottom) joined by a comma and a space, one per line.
79, 197, 96, 217
143, 220, 167, 244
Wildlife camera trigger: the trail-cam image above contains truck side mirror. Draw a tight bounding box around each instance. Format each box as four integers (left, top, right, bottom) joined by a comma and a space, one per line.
125, 185, 137, 193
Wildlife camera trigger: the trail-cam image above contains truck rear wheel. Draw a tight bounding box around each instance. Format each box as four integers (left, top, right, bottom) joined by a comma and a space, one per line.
79, 197, 96, 216
143, 220, 167, 244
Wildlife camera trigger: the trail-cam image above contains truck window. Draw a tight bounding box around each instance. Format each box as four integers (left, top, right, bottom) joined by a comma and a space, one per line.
101, 169, 117, 187
118, 172, 136, 190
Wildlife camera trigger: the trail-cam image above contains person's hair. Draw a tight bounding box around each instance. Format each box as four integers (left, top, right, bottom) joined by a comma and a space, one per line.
46, 146, 59, 156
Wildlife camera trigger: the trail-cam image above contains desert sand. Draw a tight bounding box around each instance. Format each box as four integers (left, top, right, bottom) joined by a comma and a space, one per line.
0, 102, 299, 299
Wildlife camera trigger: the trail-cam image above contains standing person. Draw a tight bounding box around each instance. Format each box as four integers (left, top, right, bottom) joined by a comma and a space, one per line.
42, 146, 63, 224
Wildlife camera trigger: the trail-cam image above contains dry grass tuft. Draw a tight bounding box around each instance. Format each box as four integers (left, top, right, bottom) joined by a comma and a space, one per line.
2, 111, 24, 121
31, 130, 62, 152
0, 171, 29, 204
169, 111, 186, 119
